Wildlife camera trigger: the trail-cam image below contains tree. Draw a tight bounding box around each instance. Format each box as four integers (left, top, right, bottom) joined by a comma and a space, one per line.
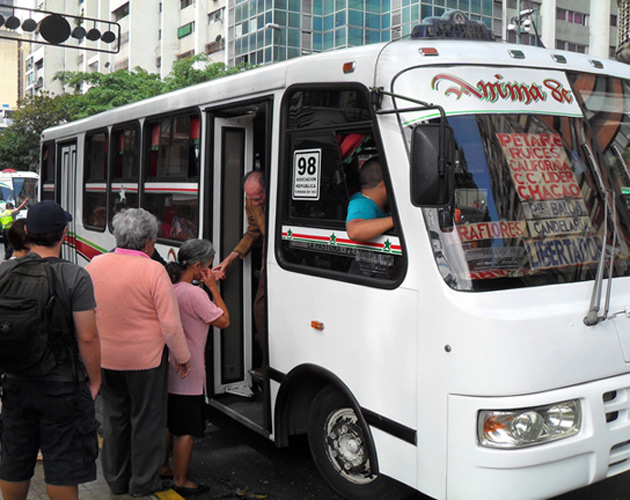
55, 55, 251, 120
163, 54, 250, 92
54, 67, 166, 120
0, 92, 71, 171
0, 55, 252, 170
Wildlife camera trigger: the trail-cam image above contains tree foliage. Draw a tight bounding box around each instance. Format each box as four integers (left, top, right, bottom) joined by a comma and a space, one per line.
0, 92, 71, 171
163, 54, 249, 92
0, 55, 252, 171
54, 67, 165, 120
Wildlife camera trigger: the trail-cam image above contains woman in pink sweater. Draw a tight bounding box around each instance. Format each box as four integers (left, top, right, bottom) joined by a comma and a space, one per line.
86, 208, 191, 498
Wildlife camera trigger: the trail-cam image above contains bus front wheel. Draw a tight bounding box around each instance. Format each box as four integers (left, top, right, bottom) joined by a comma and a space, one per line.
307, 385, 411, 500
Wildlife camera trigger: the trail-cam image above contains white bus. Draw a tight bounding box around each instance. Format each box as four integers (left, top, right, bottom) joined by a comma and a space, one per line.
41, 10, 630, 500
0, 169, 38, 214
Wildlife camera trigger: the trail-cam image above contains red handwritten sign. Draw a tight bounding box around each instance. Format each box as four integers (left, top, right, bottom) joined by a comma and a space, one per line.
498, 133, 581, 202
456, 221, 527, 242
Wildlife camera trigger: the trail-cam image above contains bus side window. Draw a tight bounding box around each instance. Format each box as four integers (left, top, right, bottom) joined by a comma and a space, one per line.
109, 125, 140, 224
288, 131, 349, 222
84, 131, 108, 231
278, 87, 404, 284
143, 113, 200, 242
41, 142, 56, 202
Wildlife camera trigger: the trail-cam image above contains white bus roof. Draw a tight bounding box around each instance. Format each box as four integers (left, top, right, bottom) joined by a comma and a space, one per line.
42, 38, 629, 141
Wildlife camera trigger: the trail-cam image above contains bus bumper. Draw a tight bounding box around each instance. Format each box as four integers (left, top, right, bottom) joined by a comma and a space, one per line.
446, 372, 630, 500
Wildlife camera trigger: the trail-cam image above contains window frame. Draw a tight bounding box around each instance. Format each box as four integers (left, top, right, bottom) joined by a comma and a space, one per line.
275, 83, 406, 289
142, 108, 202, 244
83, 128, 109, 233
40, 141, 57, 202
108, 121, 141, 229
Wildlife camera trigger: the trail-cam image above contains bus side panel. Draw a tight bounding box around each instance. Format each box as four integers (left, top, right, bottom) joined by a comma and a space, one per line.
370, 427, 418, 488
267, 263, 419, 487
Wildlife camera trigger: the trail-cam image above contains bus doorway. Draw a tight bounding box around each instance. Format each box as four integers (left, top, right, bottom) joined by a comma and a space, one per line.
207, 101, 271, 436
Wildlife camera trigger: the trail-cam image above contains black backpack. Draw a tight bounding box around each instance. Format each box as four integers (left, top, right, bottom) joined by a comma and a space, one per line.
0, 254, 73, 375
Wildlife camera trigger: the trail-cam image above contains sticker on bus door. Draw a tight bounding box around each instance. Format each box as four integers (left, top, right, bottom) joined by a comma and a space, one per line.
292, 149, 321, 200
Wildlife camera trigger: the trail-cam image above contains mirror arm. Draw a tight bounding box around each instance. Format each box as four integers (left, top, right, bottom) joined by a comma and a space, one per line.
370, 87, 450, 181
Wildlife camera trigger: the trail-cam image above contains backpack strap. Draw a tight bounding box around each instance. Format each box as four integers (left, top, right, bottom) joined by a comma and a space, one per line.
43, 257, 84, 389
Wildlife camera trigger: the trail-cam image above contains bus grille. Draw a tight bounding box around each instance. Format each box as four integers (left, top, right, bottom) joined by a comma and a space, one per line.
603, 388, 630, 476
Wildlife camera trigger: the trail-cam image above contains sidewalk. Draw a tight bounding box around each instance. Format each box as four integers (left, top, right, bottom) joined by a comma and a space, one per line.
0, 396, 184, 500
3, 442, 183, 500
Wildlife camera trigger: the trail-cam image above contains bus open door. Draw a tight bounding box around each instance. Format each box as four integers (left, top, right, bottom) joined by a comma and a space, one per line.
206, 100, 272, 436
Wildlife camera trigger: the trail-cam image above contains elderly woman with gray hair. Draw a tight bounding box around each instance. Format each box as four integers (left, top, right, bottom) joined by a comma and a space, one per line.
86, 208, 191, 498
159, 239, 229, 495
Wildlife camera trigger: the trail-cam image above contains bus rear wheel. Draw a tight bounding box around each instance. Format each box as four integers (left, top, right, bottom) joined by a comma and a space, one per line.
307, 385, 411, 500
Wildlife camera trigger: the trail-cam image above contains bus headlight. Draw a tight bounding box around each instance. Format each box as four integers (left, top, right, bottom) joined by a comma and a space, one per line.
478, 400, 580, 449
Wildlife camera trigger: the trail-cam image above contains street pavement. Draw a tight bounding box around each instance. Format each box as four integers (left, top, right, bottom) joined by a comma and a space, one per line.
7, 400, 630, 500
2, 401, 344, 500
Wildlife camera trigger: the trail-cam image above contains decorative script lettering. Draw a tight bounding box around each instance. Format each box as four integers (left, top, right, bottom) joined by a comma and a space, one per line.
431, 73, 573, 105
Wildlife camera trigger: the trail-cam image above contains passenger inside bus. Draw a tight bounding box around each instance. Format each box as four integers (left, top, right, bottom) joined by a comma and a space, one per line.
169, 204, 198, 241
345, 156, 394, 242
282, 129, 402, 281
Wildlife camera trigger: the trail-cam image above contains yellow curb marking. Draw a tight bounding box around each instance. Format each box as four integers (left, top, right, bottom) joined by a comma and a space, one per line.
97, 437, 181, 499
155, 489, 184, 500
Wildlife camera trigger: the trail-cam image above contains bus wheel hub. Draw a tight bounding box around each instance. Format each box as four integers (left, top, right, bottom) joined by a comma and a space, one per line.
325, 408, 373, 484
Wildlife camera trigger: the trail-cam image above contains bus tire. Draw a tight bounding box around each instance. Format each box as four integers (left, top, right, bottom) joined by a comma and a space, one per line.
307, 385, 411, 500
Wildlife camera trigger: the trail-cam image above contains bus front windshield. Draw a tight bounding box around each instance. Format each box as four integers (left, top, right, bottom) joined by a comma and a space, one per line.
418, 73, 630, 291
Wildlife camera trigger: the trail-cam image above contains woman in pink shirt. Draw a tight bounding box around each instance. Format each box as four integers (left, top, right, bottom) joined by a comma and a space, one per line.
86, 208, 191, 498
160, 239, 229, 496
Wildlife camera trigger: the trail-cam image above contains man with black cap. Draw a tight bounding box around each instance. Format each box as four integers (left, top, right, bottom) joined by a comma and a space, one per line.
0, 200, 101, 500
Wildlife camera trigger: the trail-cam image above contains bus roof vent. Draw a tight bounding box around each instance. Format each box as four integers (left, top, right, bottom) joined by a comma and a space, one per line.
410, 9, 494, 42
552, 54, 567, 63
509, 49, 525, 59
589, 59, 604, 69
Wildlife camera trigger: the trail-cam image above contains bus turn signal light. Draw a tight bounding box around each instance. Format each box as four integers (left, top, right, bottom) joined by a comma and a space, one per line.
343, 61, 356, 73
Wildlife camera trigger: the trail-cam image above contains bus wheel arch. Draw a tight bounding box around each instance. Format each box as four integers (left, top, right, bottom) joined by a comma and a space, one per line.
274, 365, 366, 445
274, 365, 410, 500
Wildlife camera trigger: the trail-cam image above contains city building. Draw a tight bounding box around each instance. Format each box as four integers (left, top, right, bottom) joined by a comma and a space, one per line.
0, 1, 22, 112
16, 0, 227, 98
0, 1, 627, 103
228, 0, 503, 66
0, 39, 21, 110
504, 0, 619, 59
618, 0, 630, 61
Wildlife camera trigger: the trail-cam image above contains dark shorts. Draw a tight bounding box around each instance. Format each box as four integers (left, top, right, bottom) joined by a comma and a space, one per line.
0, 377, 98, 486
167, 393, 205, 438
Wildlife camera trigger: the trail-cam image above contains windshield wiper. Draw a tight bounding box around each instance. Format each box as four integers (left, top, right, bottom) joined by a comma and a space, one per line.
583, 142, 619, 326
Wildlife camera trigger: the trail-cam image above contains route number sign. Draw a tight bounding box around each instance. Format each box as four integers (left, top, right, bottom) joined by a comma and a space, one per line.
292, 149, 321, 200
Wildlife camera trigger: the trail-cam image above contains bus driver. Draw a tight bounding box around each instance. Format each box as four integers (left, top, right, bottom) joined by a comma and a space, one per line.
345, 157, 394, 242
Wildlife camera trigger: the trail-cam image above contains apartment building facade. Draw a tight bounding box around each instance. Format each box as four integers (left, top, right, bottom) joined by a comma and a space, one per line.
2, 1, 628, 100
0, 1, 21, 112
504, 0, 619, 59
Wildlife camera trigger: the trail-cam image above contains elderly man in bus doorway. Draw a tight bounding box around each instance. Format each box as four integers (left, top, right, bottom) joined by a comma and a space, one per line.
213, 170, 267, 379
1, 198, 28, 260
345, 157, 394, 241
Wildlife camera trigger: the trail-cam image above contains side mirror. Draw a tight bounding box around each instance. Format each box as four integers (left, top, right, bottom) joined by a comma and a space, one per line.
410, 123, 454, 207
